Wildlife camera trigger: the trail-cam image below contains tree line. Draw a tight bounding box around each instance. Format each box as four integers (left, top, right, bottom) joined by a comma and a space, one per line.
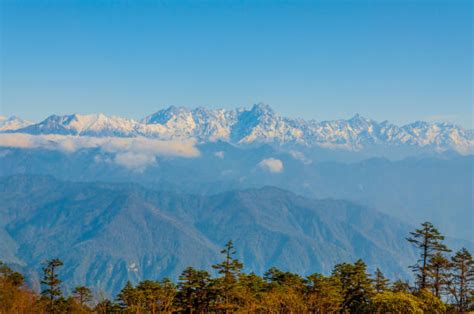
0, 221, 473, 313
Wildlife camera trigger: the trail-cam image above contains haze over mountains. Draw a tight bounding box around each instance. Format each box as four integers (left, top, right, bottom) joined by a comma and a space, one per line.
0, 104, 472, 295
0, 175, 427, 295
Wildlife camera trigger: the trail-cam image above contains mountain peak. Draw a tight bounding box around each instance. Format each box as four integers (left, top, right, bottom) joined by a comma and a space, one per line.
4, 105, 473, 154
142, 106, 192, 125
250, 103, 275, 116
0, 115, 33, 131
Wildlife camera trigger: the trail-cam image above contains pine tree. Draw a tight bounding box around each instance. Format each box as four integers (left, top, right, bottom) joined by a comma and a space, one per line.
177, 267, 213, 313
449, 248, 474, 313
212, 240, 243, 312
391, 279, 411, 293
306, 273, 343, 313
72, 286, 92, 308
117, 281, 141, 311
406, 221, 450, 289
0, 260, 24, 287
136, 280, 161, 314
157, 278, 177, 313
332, 259, 374, 312
427, 252, 451, 298
41, 258, 64, 313
374, 268, 390, 293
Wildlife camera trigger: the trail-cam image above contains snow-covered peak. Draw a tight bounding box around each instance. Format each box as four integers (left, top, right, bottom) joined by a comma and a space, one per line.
142, 106, 192, 125
0, 116, 33, 131
5, 105, 473, 154
16, 113, 138, 136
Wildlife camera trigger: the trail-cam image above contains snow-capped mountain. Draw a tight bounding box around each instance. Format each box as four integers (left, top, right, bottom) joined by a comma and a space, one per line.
3, 104, 473, 154
0, 115, 32, 131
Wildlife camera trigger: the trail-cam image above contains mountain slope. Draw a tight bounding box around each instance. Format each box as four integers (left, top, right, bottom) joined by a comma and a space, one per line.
0, 116, 32, 131
0, 145, 471, 239
0, 175, 429, 295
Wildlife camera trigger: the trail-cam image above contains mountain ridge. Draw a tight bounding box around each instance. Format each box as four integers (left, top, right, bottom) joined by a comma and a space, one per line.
3, 104, 472, 154
0, 174, 418, 295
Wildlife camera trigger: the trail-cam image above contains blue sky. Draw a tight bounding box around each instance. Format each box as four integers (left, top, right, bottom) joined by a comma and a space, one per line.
1, 0, 472, 127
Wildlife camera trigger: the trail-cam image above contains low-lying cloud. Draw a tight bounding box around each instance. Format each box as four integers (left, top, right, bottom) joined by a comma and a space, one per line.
258, 158, 284, 173
0, 133, 200, 170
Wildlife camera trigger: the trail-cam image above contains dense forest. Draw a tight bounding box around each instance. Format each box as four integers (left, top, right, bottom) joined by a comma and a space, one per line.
1, 222, 472, 313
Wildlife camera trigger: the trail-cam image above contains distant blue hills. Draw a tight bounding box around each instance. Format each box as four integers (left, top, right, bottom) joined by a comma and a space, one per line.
0, 175, 471, 296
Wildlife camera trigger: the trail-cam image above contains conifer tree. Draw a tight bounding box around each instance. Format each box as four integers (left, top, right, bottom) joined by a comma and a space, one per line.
406, 221, 450, 289
135, 280, 161, 314
41, 258, 64, 313
427, 252, 451, 298
449, 248, 474, 313
306, 273, 343, 313
212, 240, 243, 312
72, 286, 92, 308
332, 259, 374, 312
374, 268, 390, 293
157, 278, 177, 313
391, 279, 411, 293
117, 281, 141, 311
177, 267, 213, 313
0, 260, 24, 287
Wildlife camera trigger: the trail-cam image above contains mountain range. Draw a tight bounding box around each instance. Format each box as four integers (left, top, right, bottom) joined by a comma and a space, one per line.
0, 174, 428, 295
0, 105, 472, 296
2, 104, 473, 154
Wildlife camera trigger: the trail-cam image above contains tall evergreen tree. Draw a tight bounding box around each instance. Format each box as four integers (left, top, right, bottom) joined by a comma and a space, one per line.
41, 258, 64, 313
406, 221, 450, 289
135, 280, 162, 314
449, 248, 474, 313
306, 273, 343, 313
117, 281, 141, 311
212, 240, 243, 312
72, 286, 92, 308
374, 268, 390, 293
391, 279, 411, 293
332, 259, 374, 312
177, 267, 213, 313
427, 252, 451, 298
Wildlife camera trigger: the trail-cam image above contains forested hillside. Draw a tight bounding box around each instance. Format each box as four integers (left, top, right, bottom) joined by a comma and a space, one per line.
3, 175, 452, 295
1, 222, 473, 313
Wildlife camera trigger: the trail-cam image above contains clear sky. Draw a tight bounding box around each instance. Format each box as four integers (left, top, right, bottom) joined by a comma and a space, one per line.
1, 0, 472, 127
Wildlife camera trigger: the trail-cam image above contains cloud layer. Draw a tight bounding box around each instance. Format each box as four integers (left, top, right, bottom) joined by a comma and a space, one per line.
0, 133, 200, 170
258, 158, 284, 173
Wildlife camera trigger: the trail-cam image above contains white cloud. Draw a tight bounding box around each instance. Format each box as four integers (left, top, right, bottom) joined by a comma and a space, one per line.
214, 151, 225, 158
258, 158, 284, 173
0, 133, 200, 170
114, 152, 156, 172
288, 150, 312, 165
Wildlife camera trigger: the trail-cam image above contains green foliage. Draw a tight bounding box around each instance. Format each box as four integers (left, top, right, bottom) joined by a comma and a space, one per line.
407, 221, 450, 289
306, 273, 343, 313
374, 268, 390, 293
427, 252, 451, 298
333, 259, 375, 312
0, 260, 24, 287
414, 288, 447, 313
0, 222, 472, 313
372, 291, 423, 313
116, 279, 176, 313
41, 258, 64, 313
391, 279, 411, 293
212, 240, 243, 311
177, 267, 213, 312
72, 285, 92, 307
449, 247, 474, 313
